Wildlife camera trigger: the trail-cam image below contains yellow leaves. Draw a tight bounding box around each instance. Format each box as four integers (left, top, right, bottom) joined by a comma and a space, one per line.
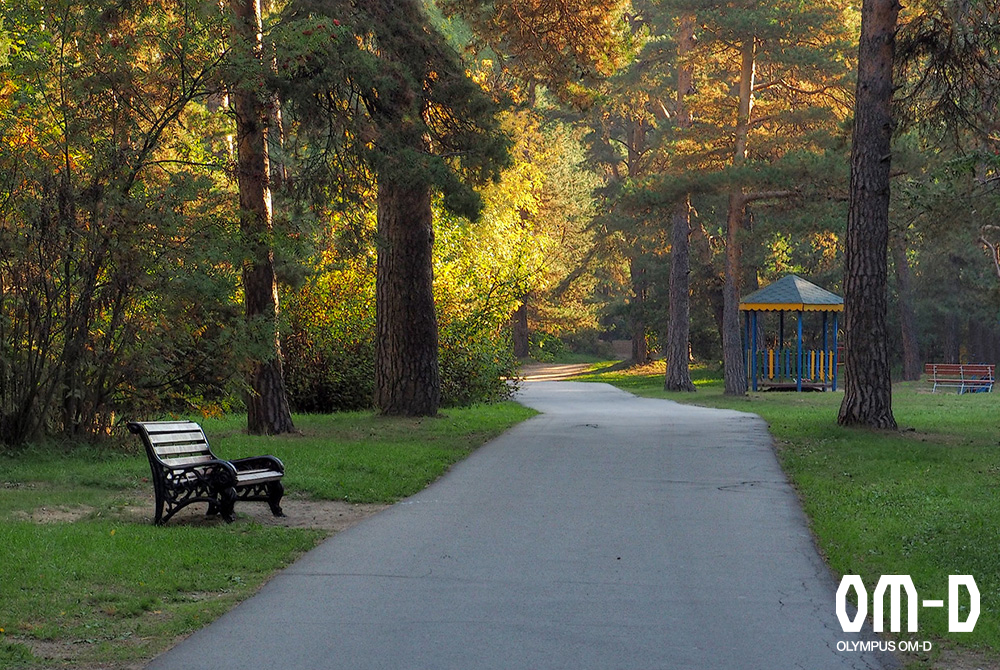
466, 59, 495, 93
810, 231, 840, 271
0, 78, 17, 100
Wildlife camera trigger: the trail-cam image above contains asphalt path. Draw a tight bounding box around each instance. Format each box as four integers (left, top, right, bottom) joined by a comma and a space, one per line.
146, 381, 895, 670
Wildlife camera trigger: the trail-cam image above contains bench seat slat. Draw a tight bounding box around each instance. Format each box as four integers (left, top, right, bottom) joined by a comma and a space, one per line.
161, 454, 215, 467
153, 443, 211, 456
141, 421, 204, 433
236, 469, 283, 484
148, 431, 208, 445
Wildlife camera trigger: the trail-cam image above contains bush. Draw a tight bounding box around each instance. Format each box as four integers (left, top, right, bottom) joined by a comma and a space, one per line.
282, 257, 377, 413
529, 332, 565, 362
439, 328, 517, 407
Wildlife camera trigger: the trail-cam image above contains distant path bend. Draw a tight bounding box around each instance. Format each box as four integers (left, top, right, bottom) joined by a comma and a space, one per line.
146, 381, 894, 670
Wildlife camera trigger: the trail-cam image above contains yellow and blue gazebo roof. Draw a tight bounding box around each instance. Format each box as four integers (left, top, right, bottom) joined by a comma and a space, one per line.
739, 274, 843, 313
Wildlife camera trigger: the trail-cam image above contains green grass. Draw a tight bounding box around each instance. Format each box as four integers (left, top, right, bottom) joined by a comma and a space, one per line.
578, 361, 1000, 664
0, 402, 535, 669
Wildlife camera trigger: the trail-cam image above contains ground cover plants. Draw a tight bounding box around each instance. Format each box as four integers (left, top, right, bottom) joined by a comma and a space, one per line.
0, 403, 534, 669
577, 362, 1000, 668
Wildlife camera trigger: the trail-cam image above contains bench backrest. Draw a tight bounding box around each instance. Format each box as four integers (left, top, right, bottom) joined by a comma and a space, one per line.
128, 421, 217, 468
925, 363, 995, 377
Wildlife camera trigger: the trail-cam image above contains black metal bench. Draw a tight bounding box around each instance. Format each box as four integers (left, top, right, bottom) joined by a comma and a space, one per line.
127, 420, 285, 525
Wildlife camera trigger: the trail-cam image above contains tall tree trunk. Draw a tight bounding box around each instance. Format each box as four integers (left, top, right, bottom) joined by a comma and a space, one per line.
374, 178, 441, 416
665, 196, 696, 390
891, 232, 921, 380
722, 38, 756, 396
369, 1, 441, 417
230, 0, 294, 435
664, 14, 696, 393
630, 257, 650, 365
512, 299, 529, 358
837, 0, 900, 429
626, 118, 651, 366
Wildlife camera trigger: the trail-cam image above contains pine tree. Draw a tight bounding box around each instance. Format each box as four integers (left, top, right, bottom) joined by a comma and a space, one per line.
276, 0, 510, 416
663, 13, 697, 393
837, 0, 900, 429
657, 0, 855, 395
229, 0, 295, 434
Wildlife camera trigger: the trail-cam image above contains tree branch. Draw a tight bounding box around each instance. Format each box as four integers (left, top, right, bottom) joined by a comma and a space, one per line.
977, 234, 1000, 281
743, 189, 797, 204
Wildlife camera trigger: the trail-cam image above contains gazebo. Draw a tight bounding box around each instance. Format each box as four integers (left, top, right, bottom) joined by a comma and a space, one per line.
740, 275, 843, 392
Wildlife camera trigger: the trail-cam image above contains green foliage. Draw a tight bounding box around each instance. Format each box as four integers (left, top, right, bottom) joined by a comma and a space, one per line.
274, 0, 511, 222
440, 0, 636, 105
0, 0, 245, 446
896, 1, 1000, 138
283, 249, 377, 412
528, 332, 566, 362
282, 164, 544, 412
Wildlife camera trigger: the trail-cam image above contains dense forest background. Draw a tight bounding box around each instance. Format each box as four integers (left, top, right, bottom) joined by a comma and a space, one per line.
1, 0, 998, 446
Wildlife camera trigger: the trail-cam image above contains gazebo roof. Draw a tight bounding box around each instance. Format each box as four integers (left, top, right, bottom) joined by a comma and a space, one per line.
739, 274, 843, 312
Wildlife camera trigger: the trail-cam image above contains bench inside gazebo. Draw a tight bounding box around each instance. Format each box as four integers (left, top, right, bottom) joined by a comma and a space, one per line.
740, 275, 843, 392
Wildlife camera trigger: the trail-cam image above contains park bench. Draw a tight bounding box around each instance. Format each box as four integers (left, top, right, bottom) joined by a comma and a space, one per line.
924, 363, 995, 394
127, 420, 285, 526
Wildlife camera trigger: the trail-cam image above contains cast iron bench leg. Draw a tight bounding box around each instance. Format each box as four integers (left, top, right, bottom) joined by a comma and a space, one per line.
267, 481, 285, 517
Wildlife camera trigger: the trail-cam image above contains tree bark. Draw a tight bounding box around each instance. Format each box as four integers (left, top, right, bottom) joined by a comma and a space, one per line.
230, 0, 294, 435
891, 232, 921, 381
626, 117, 651, 366
665, 196, 696, 391
664, 14, 696, 393
722, 38, 756, 396
367, 0, 443, 417
837, 0, 900, 429
512, 299, 529, 358
374, 178, 441, 416
629, 257, 650, 365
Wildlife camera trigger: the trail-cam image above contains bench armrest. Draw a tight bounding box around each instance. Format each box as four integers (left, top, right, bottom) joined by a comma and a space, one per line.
161, 459, 239, 488
229, 455, 285, 474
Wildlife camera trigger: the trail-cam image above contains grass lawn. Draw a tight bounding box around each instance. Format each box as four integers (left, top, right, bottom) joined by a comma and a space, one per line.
0, 402, 535, 669
576, 361, 1000, 666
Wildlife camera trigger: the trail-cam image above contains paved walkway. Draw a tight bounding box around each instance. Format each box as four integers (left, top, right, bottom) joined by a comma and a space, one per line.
147, 381, 894, 670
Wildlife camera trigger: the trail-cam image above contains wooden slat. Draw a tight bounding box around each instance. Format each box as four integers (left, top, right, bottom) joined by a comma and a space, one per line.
160, 454, 214, 467
236, 469, 282, 484
153, 443, 212, 456
148, 431, 207, 445
140, 421, 203, 433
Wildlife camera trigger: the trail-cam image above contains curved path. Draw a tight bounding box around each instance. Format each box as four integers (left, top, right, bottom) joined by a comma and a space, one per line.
147, 381, 894, 670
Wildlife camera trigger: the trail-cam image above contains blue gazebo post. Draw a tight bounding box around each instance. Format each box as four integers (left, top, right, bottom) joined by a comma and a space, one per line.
822, 312, 829, 384
751, 311, 759, 392
779, 312, 785, 383
796, 310, 804, 392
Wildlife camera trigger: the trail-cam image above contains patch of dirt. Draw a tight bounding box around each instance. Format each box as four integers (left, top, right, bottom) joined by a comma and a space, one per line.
12, 505, 94, 524
11, 636, 148, 670
110, 490, 388, 532
13, 488, 388, 533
